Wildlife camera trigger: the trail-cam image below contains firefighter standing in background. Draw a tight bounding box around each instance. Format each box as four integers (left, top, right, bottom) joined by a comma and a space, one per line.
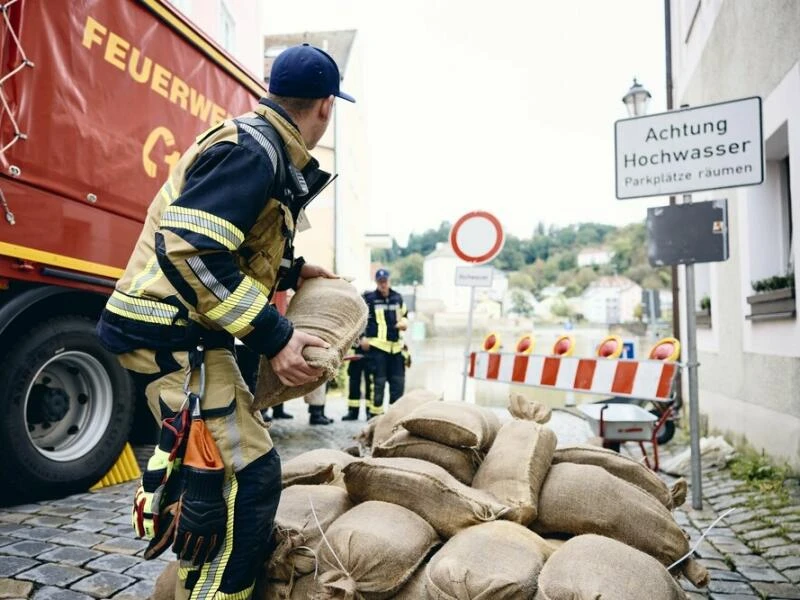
96, 44, 354, 600
361, 269, 408, 416
342, 336, 372, 420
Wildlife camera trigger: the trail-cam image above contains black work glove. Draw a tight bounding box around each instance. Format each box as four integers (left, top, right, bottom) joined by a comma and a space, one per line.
172, 466, 227, 566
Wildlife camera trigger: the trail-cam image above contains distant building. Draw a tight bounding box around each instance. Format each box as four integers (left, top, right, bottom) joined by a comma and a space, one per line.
580, 276, 642, 324
421, 243, 508, 313
577, 247, 613, 268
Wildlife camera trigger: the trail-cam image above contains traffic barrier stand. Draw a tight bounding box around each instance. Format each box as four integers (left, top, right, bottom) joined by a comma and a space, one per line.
90, 442, 142, 490
468, 350, 680, 470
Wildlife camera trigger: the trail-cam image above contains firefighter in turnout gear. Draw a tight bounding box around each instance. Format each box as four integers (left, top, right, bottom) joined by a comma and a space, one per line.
342, 337, 372, 421
361, 269, 408, 417
97, 44, 355, 600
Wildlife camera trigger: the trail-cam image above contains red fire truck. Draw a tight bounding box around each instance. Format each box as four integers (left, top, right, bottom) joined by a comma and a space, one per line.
0, 0, 268, 501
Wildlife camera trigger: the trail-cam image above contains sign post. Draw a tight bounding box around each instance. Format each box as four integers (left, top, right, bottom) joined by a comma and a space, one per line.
450, 211, 504, 402
617, 96, 763, 510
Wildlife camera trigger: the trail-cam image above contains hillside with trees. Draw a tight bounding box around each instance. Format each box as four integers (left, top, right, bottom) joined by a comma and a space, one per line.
373, 221, 670, 298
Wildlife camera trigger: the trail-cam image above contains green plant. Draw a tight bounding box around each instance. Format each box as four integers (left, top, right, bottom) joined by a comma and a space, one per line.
729, 449, 792, 499
751, 273, 795, 293
699, 296, 711, 311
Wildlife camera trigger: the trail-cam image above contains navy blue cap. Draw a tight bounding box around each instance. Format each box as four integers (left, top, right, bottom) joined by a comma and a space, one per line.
375, 268, 390, 281
269, 43, 355, 103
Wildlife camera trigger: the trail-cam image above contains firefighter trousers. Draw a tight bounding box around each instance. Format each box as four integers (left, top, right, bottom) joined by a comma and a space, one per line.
120, 348, 281, 600
368, 347, 405, 415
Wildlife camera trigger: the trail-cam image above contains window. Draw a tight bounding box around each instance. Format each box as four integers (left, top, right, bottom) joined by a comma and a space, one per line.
219, 1, 235, 53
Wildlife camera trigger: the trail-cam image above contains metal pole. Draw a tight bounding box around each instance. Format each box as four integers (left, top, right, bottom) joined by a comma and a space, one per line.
461, 285, 476, 402
683, 194, 703, 509
664, 0, 683, 409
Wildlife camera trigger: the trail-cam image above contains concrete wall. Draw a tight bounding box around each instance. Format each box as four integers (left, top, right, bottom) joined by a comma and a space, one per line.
671, 0, 800, 468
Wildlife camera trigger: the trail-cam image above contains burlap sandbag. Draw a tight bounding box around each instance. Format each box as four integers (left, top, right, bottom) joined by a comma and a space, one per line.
552, 445, 686, 509
399, 402, 501, 450
316, 501, 439, 599
373, 429, 483, 485
472, 421, 557, 525
532, 463, 690, 567
536, 534, 688, 600
344, 457, 509, 538
268, 485, 353, 581
508, 393, 552, 424
152, 561, 178, 600
392, 567, 429, 599
256, 575, 324, 600
426, 521, 551, 599
282, 449, 357, 488
254, 278, 368, 408
372, 389, 442, 448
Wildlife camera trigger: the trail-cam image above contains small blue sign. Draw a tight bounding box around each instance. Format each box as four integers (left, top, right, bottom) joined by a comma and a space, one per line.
622, 341, 636, 359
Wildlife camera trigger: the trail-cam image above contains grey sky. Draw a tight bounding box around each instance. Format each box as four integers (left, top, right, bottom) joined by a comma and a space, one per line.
263, 1, 669, 243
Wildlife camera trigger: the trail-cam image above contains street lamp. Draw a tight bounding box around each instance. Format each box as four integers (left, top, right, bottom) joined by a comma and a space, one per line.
622, 78, 652, 117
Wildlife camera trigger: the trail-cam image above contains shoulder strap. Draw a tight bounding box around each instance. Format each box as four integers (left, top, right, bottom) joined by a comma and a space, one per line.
234, 115, 286, 196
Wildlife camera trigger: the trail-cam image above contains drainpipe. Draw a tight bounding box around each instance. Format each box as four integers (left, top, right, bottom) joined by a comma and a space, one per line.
665, 0, 683, 408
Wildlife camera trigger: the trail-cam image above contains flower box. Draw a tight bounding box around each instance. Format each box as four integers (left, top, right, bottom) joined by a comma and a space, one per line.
695, 307, 712, 328
746, 287, 796, 321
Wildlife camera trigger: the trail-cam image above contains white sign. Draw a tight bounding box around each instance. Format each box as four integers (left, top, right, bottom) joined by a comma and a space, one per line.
450, 211, 505, 264
455, 266, 493, 287
615, 97, 763, 199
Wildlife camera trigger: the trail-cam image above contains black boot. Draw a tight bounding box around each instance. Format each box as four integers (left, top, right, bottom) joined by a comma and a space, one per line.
342, 407, 360, 421
272, 403, 294, 419
309, 405, 332, 425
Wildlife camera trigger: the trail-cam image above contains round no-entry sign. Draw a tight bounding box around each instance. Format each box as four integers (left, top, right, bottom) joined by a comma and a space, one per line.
449, 211, 505, 264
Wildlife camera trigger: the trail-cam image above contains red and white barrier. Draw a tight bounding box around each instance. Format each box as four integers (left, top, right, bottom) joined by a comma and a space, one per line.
468, 352, 678, 402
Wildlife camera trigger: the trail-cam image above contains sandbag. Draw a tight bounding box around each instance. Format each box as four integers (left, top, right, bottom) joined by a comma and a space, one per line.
472, 421, 556, 525
399, 402, 501, 450
316, 501, 439, 599
508, 393, 552, 424
392, 567, 429, 599
268, 485, 353, 581
344, 457, 509, 538
254, 278, 368, 408
152, 561, 178, 600
536, 535, 687, 600
256, 575, 324, 600
552, 445, 682, 509
372, 389, 442, 447
426, 521, 551, 599
373, 429, 482, 485
282, 449, 357, 488
532, 463, 690, 568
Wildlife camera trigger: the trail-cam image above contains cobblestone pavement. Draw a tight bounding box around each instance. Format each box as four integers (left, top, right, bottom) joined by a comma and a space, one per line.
0, 395, 798, 599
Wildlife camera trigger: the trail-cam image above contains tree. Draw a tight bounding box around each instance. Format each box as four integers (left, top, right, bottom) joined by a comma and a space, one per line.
392, 253, 424, 285
508, 272, 535, 292
510, 289, 534, 317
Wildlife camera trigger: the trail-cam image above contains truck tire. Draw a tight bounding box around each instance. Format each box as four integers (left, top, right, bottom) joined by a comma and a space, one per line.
0, 315, 134, 504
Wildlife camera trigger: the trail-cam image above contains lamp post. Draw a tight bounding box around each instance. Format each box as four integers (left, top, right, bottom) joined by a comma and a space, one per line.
622, 78, 652, 117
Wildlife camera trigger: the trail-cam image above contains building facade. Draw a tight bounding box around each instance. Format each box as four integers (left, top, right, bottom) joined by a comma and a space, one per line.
670, 0, 800, 467
580, 276, 642, 324
167, 0, 263, 76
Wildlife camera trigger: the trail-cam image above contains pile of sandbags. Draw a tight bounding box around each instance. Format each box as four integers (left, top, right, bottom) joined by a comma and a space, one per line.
154, 390, 706, 599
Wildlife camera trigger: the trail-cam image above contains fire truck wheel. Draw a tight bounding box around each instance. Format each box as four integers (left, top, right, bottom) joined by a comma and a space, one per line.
0, 315, 134, 504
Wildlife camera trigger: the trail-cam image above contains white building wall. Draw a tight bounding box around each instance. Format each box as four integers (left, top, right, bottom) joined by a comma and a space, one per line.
168, 0, 263, 77
671, 0, 800, 468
